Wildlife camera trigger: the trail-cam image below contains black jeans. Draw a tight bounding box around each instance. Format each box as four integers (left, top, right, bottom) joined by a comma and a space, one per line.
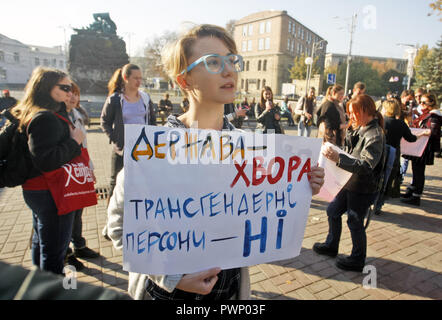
325, 189, 377, 264
71, 209, 86, 249
410, 160, 426, 196
109, 151, 124, 199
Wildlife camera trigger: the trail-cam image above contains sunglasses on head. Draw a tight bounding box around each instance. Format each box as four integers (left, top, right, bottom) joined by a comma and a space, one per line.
56, 84, 72, 93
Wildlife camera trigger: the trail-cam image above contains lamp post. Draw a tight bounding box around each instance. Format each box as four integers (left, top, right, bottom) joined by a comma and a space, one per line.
305, 56, 313, 98
397, 43, 418, 90
307, 39, 328, 93
344, 13, 357, 96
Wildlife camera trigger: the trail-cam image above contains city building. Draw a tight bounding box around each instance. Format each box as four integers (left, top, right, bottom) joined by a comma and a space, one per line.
0, 33, 66, 88
324, 53, 408, 74
234, 10, 327, 96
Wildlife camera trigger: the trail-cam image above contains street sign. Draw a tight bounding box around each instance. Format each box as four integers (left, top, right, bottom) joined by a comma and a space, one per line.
327, 73, 336, 85
402, 76, 408, 86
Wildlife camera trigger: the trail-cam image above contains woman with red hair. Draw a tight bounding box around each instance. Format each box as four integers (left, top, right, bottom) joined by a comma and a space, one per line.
313, 94, 386, 272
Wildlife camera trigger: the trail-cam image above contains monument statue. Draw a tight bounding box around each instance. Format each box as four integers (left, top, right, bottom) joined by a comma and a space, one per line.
74, 13, 117, 35
68, 13, 129, 94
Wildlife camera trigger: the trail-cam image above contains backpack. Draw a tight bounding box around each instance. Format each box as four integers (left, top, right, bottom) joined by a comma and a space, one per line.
0, 109, 32, 188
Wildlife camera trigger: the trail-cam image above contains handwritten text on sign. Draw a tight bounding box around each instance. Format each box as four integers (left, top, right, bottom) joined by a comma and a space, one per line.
123, 125, 322, 275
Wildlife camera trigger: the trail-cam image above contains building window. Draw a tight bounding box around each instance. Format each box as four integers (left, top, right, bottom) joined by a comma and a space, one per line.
35, 58, 40, 65
14, 52, 20, 63
257, 79, 261, 90
266, 21, 271, 33
59, 60, 64, 68
248, 25, 253, 36
258, 60, 262, 71
287, 38, 291, 51
288, 21, 292, 33
291, 41, 295, 53
242, 41, 247, 52
263, 60, 267, 71
241, 79, 244, 89
247, 40, 252, 51
52, 59, 57, 67
262, 79, 266, 88
265, 38, 270, 50
43, 59, 49, 66
246, 61, 250, 71
242, 26, 247, 36
0, 51, 4, 62
298, 26, 302, 38
258, 38, 264, 51
292, 23, 296, 35
0, 67, 6, 80
260, 22, 265, 34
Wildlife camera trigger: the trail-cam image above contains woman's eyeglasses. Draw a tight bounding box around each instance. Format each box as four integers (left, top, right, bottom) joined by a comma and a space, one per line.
56, 84, 72, 93
181, 54, 244, 75
422, 100, 432, 106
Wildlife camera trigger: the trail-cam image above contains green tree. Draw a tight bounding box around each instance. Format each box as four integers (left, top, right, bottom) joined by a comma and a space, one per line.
336, 61, 385, 96
225, 20, 236, 37
289, 53, 320, 80
414, 38, 442, 101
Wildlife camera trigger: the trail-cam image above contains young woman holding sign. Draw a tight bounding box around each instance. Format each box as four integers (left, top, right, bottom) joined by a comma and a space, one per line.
107, 24, 325, 300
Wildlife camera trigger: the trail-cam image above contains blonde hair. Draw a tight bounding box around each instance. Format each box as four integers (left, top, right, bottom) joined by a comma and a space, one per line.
382, 99, 401, 117
161, 24, 237, 95
11, 67, 68, 131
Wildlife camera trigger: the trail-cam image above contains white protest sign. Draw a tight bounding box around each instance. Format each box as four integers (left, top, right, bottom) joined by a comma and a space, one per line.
401, 128, 429, 157
123, 125, 322, 275
315, 142, 353, 202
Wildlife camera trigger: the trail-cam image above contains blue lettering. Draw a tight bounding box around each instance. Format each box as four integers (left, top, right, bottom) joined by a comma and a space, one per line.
155, 199, 166, 219
238, 193, 249, 216
130, 200, 143, 220
199, 192, 213, 216
209, 192, 221, 217
266, 193, 274, 212
167, 198, 181, 219
145, 199, 154, 220
287, 184, 297, 208
148, 232, 161, 253
179, 231, 190, 251
276, 218, 284, 250
243, 217, 268, 257
252, 191, 263, 214
275, 191, 285, 208
159, 232, 169, 252
183, 198, 199, 218
126, 233, 135, 252
167, 233, 178, 250
224, 193, 234, 215
193, 231, 206, 250
137, 230, 147, 254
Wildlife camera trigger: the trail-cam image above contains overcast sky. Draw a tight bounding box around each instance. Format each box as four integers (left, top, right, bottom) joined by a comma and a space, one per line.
2, 0, 440, 59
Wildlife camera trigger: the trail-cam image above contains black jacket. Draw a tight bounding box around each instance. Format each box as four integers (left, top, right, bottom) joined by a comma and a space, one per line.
254, 103, 282, 134
101, 91, 156, 155
26, 109, 81, 179
319, 100, 343, 147
338, 119, 385, 194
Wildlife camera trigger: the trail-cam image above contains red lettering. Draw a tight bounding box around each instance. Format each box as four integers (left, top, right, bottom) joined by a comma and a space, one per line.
297, 158, 311, 182
287, 156, 301, 182
252, 156, 267, 186
267, 157, 285, 185
230, 161, 250, 188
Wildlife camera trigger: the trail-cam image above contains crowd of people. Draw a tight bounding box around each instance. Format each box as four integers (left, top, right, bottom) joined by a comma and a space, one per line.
0, 23, 440, 300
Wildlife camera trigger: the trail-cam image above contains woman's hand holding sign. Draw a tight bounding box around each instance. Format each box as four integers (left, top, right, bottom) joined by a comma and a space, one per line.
176, 267, 221, 295
308, 165, 325, 195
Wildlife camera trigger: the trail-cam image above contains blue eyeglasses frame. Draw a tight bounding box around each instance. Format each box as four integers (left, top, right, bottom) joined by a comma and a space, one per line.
180, 53, 244, 75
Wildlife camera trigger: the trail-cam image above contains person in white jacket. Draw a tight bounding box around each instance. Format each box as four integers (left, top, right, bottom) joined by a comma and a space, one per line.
107, 24, 325, 300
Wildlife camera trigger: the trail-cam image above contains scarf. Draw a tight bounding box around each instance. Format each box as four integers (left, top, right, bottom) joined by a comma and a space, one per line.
412, 108, 430, 128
